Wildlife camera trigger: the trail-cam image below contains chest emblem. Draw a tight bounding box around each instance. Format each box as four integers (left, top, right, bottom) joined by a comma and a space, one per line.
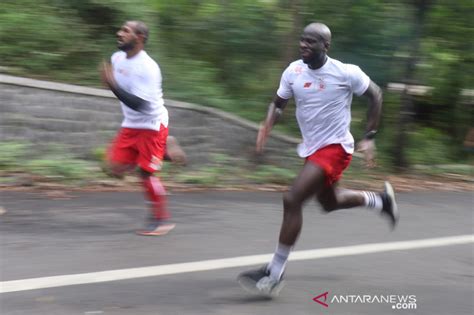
117, 68, 130, 76
303, 78, 326, 91
294, 66, 303, 74
318, 78, 326, 91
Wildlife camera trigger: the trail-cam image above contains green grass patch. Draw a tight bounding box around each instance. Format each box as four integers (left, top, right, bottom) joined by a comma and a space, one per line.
0, 141, 104, 184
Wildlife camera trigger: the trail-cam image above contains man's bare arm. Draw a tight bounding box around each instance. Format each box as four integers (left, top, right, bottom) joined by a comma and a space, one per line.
256, 95, 289, 153
357, 80, 383, 168
362, 81, 383, 138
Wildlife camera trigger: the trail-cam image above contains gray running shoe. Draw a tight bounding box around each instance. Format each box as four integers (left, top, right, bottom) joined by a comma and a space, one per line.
237, 265, 285, 297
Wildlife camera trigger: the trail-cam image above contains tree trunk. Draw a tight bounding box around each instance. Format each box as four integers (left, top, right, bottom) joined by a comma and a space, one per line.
394, 0, 431, 169
281, 0, 302, 67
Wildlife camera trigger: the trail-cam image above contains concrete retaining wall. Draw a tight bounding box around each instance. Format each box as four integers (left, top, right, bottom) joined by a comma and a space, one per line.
0, 74, 300, 168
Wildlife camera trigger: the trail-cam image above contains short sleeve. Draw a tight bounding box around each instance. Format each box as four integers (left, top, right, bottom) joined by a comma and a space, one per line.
110, 51, 123, 66
276, 67, 293, 100
131, 63, 161, 101
347, 64, 370, 96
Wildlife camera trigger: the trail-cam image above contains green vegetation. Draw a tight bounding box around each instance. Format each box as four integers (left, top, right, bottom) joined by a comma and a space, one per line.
160, 153, 299, 187
0, 141, 104, 185
0, 142, 301, 188
1, 0, 473, 171
1, 141, 471, 190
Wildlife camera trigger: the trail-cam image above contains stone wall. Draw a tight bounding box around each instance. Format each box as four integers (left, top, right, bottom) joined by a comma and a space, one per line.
0, 75, 300, 169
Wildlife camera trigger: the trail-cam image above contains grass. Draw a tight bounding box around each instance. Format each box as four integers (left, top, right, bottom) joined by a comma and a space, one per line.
0, 142, 299, 188
0, 141, 472, 190
0, 141, 106, 186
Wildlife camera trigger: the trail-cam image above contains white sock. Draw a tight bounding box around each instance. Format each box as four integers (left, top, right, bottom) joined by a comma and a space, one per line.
268, 243, 291, 280
362, 191, 383, 211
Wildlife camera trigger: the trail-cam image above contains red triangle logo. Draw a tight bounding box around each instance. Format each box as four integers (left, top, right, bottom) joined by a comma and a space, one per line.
313, 291, 329, 307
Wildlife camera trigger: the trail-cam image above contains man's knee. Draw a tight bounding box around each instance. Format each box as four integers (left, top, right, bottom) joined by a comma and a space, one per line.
316, 185, 339, 212
283, 191, 303, 212
166, 136, 187, 166
320, 201, 338, 212
138, 167, 153, 179
318, 196, 338, 212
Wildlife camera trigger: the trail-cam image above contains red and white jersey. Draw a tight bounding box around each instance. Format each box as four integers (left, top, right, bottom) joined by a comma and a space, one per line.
111, 50, 168, 131
277, 57, 370, 156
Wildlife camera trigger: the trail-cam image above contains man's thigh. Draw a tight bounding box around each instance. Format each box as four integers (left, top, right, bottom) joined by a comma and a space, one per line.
108, 128, 139, 166
136, 125, 168, 173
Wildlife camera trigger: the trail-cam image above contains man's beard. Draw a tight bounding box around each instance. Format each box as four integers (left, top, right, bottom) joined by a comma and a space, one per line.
118, 41, 135, 52
303, 51, 326, 66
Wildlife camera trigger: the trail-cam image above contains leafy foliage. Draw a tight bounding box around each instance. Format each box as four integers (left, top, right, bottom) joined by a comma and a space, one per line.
1, 0, 472, 167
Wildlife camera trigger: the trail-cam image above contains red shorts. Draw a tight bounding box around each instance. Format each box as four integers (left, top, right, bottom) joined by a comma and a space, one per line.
306, 144, 352, 186
108, 126, 168, 173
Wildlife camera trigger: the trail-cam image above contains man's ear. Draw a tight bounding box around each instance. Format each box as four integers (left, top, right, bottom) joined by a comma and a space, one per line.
324, 41, 331, 51
137, 33, 145, 44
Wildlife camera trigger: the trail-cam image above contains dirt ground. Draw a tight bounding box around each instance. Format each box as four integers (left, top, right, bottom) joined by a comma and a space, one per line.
1, 172, 472, 202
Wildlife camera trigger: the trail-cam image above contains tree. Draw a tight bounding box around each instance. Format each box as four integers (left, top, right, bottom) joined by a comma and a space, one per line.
394, 0, 432, 169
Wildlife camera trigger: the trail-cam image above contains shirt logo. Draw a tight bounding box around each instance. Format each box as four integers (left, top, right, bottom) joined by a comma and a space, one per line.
117, 68, 130, 76
318, 78, 326, 90
304, 82, 312, 88
294, 66, 303, 74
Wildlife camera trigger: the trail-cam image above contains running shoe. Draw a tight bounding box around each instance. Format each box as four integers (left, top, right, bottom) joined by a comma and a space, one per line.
237, 265, 285, 297
136, 220, 176, 236
381, 181, 399, 229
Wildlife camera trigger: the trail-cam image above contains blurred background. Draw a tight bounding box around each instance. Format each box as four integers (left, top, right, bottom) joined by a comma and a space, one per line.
0, 0, 472, 189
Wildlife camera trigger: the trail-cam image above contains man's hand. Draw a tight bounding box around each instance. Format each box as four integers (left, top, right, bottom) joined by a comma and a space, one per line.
100, 61, 116, 88
256, 122, 271, 154
356, 138, 376, 168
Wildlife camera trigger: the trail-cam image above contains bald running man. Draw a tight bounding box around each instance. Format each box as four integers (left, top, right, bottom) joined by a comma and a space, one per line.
237, 22, 399, 296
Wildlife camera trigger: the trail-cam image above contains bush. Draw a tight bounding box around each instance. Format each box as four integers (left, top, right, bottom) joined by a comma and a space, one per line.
406, 127, 454, 165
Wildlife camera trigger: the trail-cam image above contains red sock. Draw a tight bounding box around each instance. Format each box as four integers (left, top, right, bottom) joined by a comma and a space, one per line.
142, 176, 170, 220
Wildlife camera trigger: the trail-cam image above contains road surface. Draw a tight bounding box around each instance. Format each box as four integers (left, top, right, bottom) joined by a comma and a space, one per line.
1, 190, 473, 314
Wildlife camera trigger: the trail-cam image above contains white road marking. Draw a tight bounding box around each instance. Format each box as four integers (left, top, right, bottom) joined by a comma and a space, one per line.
1, 234, 472, 294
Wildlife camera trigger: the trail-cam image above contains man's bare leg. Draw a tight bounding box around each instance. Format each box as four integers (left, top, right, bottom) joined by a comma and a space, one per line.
164, 136, 187, 166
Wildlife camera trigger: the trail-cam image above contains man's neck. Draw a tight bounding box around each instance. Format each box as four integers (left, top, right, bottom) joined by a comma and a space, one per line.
126, 46, 143, 59
308, 55, 328, 70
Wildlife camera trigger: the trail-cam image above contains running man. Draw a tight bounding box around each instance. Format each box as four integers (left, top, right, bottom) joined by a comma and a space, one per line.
237, 22, 399, 296
101, 20, 175, 236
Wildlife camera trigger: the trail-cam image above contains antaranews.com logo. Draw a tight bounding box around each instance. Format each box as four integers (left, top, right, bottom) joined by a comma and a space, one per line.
313, 291, 417, 310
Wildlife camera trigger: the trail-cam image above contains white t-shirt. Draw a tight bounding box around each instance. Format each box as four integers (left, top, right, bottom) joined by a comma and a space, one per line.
277, 57, 370, 156
111, 50, 168, 131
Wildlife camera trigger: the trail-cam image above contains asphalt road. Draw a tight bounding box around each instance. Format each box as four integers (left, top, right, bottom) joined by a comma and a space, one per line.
0, 190, 473, 315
